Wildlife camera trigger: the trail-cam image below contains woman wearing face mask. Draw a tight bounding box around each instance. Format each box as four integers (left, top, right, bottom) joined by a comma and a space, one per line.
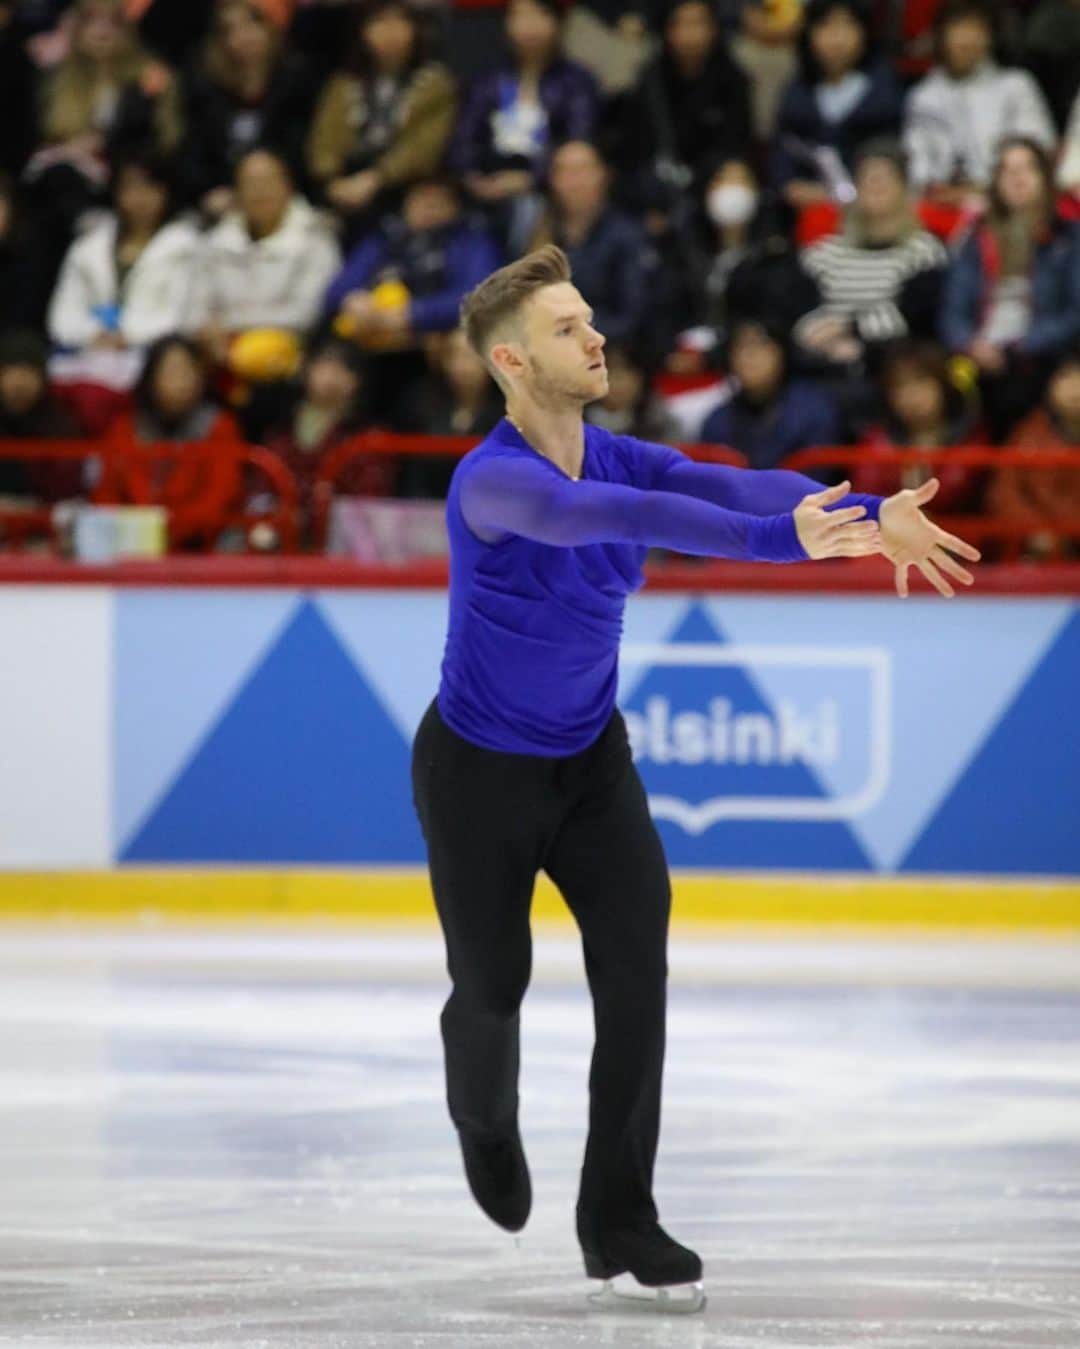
665, 159, 817, 369
701, 159, 762, 331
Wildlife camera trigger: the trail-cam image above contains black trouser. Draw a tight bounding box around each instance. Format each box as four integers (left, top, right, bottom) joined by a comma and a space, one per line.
410, 698, 672, 1243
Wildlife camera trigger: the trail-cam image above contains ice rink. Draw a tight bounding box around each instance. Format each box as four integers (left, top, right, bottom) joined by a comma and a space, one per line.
1, 925, 1079, 1348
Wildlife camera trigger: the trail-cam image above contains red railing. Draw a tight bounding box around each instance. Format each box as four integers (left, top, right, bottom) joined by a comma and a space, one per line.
2, 435, 1078, 589
783, 446, 1080, 560
0, 436, 300, 554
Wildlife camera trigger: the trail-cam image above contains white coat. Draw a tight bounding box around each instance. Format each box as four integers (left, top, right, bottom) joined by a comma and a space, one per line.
184, 197, 341, 336
903, 61, 1057, 192
47, 213, 202, 350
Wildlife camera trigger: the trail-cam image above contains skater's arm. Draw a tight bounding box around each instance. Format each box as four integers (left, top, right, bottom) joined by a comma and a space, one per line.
632, 439, 885, 522
459, 457, 878, 562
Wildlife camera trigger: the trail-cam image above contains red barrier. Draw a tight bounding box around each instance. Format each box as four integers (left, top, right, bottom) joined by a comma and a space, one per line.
0, 554, 1076, 594
2, 436, 1078, 585
0, 437, 300, 554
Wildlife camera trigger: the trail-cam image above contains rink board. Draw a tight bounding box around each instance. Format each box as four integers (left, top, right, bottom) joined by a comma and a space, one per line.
0, 585, 1077, 903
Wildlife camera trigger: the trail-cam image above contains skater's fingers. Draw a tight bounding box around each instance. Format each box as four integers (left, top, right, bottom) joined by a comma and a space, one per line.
933, 526, 982, 562
918, 556, 954, 598
932, 546, 974, 587
799, 480, 850, 509
823, 505, 867, 526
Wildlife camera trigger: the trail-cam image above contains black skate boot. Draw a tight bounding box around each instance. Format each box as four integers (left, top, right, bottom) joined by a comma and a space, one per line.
457, 1125, 531, 1232
580, 1217, 705, 1312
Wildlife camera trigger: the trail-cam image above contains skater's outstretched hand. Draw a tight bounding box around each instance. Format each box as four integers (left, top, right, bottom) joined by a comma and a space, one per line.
793, 481, 881, 560
878, 477, 981, 598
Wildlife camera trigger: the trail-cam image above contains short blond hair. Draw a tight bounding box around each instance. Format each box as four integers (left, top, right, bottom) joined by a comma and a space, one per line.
459, 245, 572, 373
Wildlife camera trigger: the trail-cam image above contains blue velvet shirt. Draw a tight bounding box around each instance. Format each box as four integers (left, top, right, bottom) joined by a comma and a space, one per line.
436, 418, 881, 756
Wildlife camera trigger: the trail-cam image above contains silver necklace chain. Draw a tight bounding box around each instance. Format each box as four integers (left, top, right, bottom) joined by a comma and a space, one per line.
506, 413, 580, 481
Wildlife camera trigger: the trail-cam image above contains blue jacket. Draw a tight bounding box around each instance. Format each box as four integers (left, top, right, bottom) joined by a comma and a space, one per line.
939, 217, 1080, 358
553, 207, 655, 349
324, 215, 501, 333
701, 380, 840, 471
449, 59, 598, 179
771, 61, 903, 191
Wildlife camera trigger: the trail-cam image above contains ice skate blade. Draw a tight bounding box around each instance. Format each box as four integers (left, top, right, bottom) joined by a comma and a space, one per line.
587, 1273, 706, 1314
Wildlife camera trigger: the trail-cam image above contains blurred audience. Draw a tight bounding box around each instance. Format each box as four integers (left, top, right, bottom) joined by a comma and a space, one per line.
47, 150, 199, 358
771, 0, 903, 210
307, 0, 456, 246
1022, 0, 1080, 133
0, 329, 84, 510
1059, 88, 1080, 196
180, 0, 317, 218
0, 173, 50, 333
700, 317, 840, 467
795, 139, 947, 369
584, 342, 676, 440
98, 334, 243, 548
616, 0, 751, 222
450, 0, 598, 251
851, 340, 983, 511
326, 175, 500, 347
23, 0, 181, 287
528, 140, 654, 356
186, 148, 341, 366
940, 137, 1080, 437
731, 0, 804, 140
987, 347, 1080, 555
904, 0, 1056, 205
0, 0, 38, 179
260, 336, 391, 544
0, 0, 1074, 555
395, 328, 503, 497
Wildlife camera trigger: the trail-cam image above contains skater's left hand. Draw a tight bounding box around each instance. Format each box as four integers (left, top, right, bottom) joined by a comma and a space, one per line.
878, 477, 981, 598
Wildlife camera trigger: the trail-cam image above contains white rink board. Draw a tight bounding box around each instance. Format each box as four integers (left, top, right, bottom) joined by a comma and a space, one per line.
0, 588, 111, 868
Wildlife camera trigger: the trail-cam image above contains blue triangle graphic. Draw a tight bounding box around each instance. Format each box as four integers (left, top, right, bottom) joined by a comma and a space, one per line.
901, 612, 1080, 875
625, 605, 872, 870
122, 600, 425, 862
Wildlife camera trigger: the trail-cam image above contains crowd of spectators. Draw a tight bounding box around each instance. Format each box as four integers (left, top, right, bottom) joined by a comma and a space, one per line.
0, 0, 1078, 556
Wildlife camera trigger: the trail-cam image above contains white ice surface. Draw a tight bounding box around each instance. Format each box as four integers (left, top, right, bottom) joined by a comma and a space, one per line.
0, 927, 1078, 1348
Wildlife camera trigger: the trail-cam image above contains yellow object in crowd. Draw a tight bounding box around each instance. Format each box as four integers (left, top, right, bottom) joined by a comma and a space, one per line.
947, 354, 980, 396
334, 279, 412, 351
228, 329, 302, 383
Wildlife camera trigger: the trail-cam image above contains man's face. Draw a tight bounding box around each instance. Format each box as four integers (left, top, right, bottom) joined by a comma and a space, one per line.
550, 143, 608, 217
236, 152, 291, 234
1049, 364, 1080, 424
509, 283, 608, 403
404, 183, 458, 233
942, 15, 990, 77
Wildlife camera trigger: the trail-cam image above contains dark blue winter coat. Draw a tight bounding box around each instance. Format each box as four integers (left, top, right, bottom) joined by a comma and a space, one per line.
770, 61, 903, 192
324, 215, 501, 333
553, 207, 656, 349
701, 380, 840, 470
449, 60, 598, 179
939, 217, 1080, 358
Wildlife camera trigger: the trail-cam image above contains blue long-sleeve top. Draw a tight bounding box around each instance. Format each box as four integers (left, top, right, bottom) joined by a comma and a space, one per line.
437, 418, 882, 754
323, 216, 502, 333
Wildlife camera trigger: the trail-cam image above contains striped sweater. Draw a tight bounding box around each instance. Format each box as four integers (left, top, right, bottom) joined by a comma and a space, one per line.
798, 230, 947, 342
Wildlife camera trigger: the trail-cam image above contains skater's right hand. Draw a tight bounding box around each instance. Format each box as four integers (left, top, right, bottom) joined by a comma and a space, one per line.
793, 481, 881, 560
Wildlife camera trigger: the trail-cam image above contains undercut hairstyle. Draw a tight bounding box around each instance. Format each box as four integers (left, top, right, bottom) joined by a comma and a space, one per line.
459, 245, 572, 379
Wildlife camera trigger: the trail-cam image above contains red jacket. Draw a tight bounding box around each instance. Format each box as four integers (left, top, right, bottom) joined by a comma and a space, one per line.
853, 424, 984, 513
98, 408, 244, 548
